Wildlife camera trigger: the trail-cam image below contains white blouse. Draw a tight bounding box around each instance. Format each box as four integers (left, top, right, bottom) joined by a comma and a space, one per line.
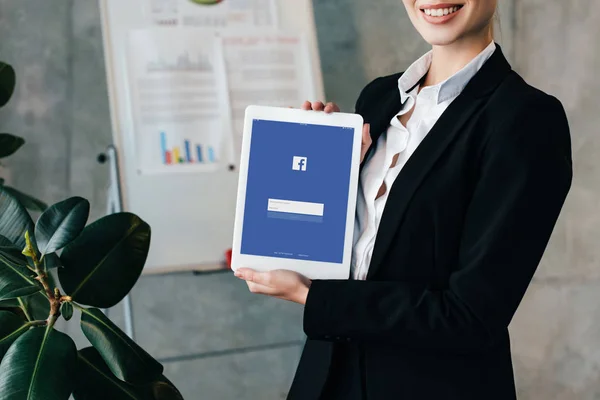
351, 41, 496, 281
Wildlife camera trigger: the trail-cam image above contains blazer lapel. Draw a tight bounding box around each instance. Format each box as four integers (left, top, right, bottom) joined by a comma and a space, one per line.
360, 87, 403, 170
367, 45, 512, 279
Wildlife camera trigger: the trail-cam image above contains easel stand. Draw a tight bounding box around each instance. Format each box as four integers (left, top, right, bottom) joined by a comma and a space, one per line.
98, 145, 135, 341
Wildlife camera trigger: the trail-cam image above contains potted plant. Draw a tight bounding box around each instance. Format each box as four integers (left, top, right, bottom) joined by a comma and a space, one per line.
0, 61, 183, 399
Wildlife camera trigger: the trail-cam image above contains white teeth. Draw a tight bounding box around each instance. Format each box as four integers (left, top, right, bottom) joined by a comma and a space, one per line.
423, 6, 461, 17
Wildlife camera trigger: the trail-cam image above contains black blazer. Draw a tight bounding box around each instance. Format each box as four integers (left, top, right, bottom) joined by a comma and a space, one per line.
287, 45, 572, 400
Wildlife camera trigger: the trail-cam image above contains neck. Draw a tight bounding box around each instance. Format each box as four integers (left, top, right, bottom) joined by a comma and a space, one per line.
423, 33, 493, 87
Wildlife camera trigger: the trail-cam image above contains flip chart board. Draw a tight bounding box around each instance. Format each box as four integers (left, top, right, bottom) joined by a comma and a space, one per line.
99, 0, 325, 273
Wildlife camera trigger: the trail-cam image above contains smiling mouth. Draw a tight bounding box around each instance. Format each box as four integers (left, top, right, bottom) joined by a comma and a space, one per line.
420, 4, 464, 17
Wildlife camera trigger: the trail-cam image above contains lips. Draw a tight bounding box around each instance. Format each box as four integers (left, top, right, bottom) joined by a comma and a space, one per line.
419, 3, 464, 24
423, 5, 462, 17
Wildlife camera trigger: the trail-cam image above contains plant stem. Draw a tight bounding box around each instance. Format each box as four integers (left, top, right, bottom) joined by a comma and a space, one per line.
17, 297, 33, 321
31, 254, 61, 324
28, 320, 47, 327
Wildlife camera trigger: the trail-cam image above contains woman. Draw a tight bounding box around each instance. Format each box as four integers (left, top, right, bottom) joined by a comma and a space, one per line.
235, 0, 572, 399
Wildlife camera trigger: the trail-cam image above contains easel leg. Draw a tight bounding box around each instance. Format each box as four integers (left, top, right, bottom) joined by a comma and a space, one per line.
100, 145, 136, 341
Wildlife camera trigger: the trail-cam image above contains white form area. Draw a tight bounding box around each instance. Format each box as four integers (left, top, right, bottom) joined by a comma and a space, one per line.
267, 199, 324, 216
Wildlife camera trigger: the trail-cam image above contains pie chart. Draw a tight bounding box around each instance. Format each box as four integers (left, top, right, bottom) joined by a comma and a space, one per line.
189, 0, 224, 4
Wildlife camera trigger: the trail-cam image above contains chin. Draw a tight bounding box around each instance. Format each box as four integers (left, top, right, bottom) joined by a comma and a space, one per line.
419, 30, 463, 46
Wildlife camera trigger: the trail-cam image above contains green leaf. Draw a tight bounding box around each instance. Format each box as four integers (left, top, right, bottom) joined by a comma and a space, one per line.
35, 197, 89, 256
0, 327, 77, 400
0, 310, 28, 361
80, 307, 163, 385
73, 347, 151, 400
73, 347, 182, 400
19, 291, 49, 321
59, 212, 150, 308
0, 186, 47, 213
60, 302, 73, 321
43, 252, 62, 270
0, 246, 40, 301
0, 62, 16, 108
0, 134, 25, 159
0, 188, 34, 250
148, 377, 184, 400
0, 298, 19, 308
0, 235, 13, 247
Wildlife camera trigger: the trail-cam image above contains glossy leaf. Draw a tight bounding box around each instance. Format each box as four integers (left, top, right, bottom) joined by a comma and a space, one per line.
148, 377, 184, 400
74, 347, 150, 400
0, 62, 15, 108
19, 291, 49, 321
0, 188, 34, 251
0, 327, 77, 400
60, 301, 73, 321
0, 311, 28, 361
0, 246, 40, 301
0, 134, 24, 159
0, 186, 47, 212
43, 252, 62, 270
35, 197, 89, 256
0, 298, 19, 308
80, 307, 163, 384
0, 235, 13, 248
59, 212, 150, 308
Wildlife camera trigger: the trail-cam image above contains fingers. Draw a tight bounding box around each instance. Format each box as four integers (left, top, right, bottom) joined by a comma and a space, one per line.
362, 123, 372, 146
235, 268, 271, 286
324, 102, 340, 113
300, 100, 340, 113
311, 101, 325, 111
246, 281, 278, 296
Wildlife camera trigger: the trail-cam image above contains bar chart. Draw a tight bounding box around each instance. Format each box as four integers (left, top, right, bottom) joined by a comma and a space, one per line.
160, 131, 217, 166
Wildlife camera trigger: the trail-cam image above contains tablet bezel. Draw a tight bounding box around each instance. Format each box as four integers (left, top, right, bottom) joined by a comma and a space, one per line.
231, 105, 364, 280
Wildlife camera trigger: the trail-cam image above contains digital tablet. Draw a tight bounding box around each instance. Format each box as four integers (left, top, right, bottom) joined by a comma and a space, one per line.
231, 105, 364, 279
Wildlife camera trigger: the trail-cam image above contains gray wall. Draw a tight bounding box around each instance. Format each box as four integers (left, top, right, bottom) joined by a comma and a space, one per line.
509, 1, 600, 398
0, 1, 597, 399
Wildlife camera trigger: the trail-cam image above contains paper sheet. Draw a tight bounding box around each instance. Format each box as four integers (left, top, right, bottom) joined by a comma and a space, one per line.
146, 0, 278, 28
127, 29, 233, 175
145, 0, 179, 26
221, 32, 317, 156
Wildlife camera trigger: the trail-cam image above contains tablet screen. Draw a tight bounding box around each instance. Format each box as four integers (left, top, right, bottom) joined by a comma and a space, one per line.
240, 119, 354, 263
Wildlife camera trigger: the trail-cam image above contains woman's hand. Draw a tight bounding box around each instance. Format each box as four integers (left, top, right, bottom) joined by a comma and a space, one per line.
234, 268, 312, 305
300, 100, 372, 162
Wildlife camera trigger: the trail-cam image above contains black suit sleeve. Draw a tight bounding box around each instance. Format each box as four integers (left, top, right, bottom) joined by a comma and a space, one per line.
354, 76, 381, 114
303, 95, 572, 351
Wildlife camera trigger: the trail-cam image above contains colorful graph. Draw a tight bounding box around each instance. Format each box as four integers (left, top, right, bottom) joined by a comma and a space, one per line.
160, 131, 216, 165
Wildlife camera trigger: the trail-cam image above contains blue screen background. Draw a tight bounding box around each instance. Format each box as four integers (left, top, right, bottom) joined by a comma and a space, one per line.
241, 119, 354, 263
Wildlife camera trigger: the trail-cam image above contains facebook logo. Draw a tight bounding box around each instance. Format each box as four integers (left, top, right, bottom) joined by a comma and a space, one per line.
292, 156, 307, 171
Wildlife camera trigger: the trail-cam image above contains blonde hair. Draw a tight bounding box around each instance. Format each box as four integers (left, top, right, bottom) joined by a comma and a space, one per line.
491, 7, 500, 40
